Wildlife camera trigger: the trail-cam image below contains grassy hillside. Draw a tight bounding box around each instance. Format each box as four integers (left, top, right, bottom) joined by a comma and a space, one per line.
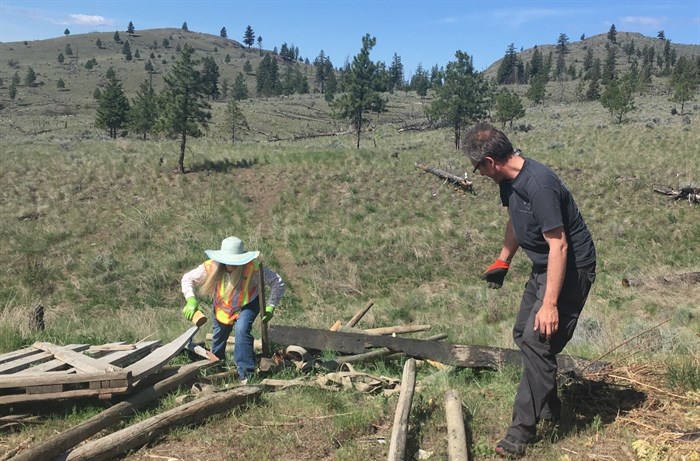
0, 29, 699, 461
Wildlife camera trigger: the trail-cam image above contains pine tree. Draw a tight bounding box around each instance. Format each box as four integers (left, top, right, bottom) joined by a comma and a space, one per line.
222, 99, 248, 142
220, 27, 227, 38
332, 34, 387, 149
243, 25, 255, 48
257, 36, 263, 52
427, 50, 489, 149
11, 71, 20, 86
225, 54, 231, 64
602, 45, 617, 84
526, 74, 546, 104
114, 31, 121, 43
669, 56, 699, 114
127, 21, 135, 35
129, 80, 158, 139
182, 22, 188, 31
24, 67, 37, 87
607, 24, 617, 44
494, 88, 525, 128
388, 53, 404, 91
9, 82, 17, 100
497, 43, 519, 84
57, 52, 65, 64
314, 50, 333, 93
96, 68, 130, 138
255, 54, 280, 96
65, 44, 73, 56
64, 28, 70, 36
156, 44, 211, 173
201, 56, 220, 100
232, 73, 249, 100
243, 60, 253, 74
600, 74, 635, 123
122, 40, 132, 61
410, 63, 430, 98
96, 38, 103, 49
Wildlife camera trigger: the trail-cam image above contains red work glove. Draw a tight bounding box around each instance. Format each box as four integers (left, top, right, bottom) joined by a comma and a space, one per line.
482, 259, 510, 289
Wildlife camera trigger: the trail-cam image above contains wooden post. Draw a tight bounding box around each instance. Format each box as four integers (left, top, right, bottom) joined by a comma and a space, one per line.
387, 358, 417, 461
444, 389, 469, 461
345, 300, 374, 328
258, 262, 271, 357
10, 361, 210, 461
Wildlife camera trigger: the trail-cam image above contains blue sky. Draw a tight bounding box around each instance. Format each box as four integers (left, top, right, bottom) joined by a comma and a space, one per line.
1, 0, 698, 75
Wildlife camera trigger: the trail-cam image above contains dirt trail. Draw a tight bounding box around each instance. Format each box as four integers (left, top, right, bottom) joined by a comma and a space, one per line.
234, 165, 306, 307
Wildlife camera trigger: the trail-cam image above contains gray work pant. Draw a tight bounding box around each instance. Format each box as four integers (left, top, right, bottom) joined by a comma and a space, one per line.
506, 263, 596, 443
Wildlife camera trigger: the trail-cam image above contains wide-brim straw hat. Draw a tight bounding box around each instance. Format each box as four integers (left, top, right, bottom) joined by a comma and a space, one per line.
205, 237, 260, 266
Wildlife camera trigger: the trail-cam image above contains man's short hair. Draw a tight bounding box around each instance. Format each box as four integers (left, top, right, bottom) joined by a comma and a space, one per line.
461, 123, 514, 163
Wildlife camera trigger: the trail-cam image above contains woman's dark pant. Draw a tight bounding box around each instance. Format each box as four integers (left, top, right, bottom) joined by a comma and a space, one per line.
210, 297, 260, 380
506, 263, 595, 443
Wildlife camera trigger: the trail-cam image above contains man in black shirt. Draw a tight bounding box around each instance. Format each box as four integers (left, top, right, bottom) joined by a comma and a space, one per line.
462, 123, 596, 458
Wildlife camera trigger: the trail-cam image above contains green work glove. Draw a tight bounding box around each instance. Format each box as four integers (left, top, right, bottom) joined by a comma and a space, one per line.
182, 297, 199, 321
261, 305, 275, 323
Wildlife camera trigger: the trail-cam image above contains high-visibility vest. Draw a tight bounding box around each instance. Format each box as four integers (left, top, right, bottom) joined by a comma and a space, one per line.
204, 259, 260, 325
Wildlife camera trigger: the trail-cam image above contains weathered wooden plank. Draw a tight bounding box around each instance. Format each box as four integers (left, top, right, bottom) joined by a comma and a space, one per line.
90, 340, 162, 368
15, 341, 160, 375
32, 342, 121, 374
0, 386, 129, 405
0, 370, 131, 389
0, 344, 89, 374
269, 325, 605, 373
9, 362, 210, 461
444, 389, 469, 461
0, 347, 42, 365
125, 326, 199, 381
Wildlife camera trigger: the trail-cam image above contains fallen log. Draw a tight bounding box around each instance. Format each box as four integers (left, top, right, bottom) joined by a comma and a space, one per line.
444, 389, 469, 461
269, 325, 606, 373
11, 361, 211, 461
60, 385, 262, 461
387, 359, 417, 461
622, 272, 700, 287
416, 162, 473, 192
653, 186, 700, 203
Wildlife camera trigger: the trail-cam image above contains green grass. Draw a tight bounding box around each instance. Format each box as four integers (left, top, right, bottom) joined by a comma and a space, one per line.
1, 56, 699, 459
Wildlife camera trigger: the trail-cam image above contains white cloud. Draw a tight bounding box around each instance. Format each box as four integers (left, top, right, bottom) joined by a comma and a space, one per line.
619, 16, 668, 29
67, 14, 111, 26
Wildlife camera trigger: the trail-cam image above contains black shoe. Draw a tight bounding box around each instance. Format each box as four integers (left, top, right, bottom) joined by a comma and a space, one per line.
495, 435, 526, 458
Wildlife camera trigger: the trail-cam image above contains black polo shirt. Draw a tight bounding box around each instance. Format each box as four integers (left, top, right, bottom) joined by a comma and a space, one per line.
499, 158, 596, 272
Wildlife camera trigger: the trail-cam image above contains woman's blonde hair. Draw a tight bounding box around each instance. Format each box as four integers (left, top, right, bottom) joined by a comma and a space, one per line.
200, 262, 244, 300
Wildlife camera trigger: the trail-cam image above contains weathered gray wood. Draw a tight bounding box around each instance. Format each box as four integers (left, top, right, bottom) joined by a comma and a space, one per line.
326, 333, 448, 369
61, 385, 262, 461
0, 345, 89, 374
32, 343, 121, 374
269, 325, 606, 373
125, 326, 198, 381
10, 361, 209, 461
444, 389, 469, 461
345, 301, 374, 328
415, 162, 473, 192
0, 347, 41, 365
362, 324, 431, 336
387, 359, 417, 461
0, 387, 130, 405
94, 340, 162, 368
0, 370, 130, 389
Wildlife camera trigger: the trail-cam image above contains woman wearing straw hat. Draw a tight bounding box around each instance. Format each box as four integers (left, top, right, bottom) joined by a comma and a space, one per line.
181, 236, 284, 382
